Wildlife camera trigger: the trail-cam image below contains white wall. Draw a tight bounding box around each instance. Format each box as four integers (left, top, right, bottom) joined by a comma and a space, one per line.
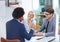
0, 0, 34, 38
53, 0, 59, 41
53, 0, 59, 11
0, 1, 6, 38
22, 0, 33, 19
0, 1, 14, 38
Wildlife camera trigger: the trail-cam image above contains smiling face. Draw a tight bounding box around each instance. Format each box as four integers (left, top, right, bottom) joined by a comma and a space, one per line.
45, 8, 54, 20
44, 12, 53, 20
28, 11, 34, 20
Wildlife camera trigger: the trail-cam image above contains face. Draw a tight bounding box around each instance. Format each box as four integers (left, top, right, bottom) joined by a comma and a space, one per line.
44, 12, 53, 20
28, 12, 34, 20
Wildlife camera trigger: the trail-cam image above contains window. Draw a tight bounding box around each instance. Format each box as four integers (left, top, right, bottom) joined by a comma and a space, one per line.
59, 0, 60, 7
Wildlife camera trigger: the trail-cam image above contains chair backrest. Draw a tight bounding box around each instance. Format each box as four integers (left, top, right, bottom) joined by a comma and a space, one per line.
1, 37, 20, 42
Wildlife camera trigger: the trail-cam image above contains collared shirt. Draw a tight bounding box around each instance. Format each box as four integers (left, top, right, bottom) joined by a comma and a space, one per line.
16, 19, 21, 23
16, 19, 23, 24
38, 14, 56, 37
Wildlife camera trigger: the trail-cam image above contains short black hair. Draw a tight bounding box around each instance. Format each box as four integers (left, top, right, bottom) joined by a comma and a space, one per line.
12, 7, 25, 19
46, 8, 54, 14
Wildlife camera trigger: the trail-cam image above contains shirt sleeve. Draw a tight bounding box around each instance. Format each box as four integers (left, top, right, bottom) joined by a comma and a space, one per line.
37, 21, 46, 32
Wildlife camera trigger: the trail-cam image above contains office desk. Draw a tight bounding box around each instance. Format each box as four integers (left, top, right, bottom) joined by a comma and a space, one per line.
25, 36, 59, 42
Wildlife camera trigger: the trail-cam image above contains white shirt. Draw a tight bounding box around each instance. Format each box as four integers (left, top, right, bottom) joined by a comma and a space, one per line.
24, 19, 36, 33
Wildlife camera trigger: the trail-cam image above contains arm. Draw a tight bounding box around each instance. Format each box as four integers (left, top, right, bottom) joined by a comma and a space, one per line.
37, 21, 45, 32
22, 24, 34, 40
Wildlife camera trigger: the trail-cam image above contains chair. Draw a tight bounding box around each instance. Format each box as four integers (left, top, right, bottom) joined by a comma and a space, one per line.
1, 37, 20, 42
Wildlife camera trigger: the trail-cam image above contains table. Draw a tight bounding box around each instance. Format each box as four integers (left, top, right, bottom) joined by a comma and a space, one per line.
25, 36, 59, 42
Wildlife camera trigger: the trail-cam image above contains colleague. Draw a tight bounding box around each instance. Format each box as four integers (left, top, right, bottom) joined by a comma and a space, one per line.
24, 11, 36, 33
36, 8, 56, 37
6, 7, 34, 42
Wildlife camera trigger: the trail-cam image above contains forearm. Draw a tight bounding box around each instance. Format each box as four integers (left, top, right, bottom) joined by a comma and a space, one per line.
44, 32, 55, 37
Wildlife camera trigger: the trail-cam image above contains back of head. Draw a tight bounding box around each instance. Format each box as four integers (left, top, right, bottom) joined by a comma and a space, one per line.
28, 11, 34, 19
12, 7, 25, 19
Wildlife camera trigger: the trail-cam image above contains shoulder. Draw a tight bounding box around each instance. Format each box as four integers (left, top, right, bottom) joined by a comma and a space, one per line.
6, 19, 23, 25
6, 19, 14, 24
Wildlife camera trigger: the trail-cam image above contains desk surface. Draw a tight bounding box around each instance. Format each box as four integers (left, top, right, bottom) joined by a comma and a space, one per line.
25, 35, 60, 42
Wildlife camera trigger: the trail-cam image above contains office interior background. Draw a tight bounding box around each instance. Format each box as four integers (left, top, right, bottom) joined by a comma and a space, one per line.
0, 0, 60, 38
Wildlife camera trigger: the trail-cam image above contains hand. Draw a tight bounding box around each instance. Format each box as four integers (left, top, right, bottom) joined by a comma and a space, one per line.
33, 32, 40, 36
29, 23, 35, 29
33, 32, 43, 36
39, 32, 43, 36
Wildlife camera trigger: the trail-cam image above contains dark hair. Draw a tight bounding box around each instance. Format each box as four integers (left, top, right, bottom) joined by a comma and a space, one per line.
12, 7, 25, 19
46, 8, 54, 14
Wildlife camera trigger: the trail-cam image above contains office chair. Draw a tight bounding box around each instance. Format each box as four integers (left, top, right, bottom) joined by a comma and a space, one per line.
1, 37, 20, 42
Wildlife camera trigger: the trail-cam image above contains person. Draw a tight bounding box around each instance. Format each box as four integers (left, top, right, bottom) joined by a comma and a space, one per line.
24, 11, 36, 33
35, 8, 56, 37
6, 7, 34, 42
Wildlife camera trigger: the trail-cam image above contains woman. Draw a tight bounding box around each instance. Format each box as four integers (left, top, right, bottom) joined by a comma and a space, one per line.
24, 11, 36, 33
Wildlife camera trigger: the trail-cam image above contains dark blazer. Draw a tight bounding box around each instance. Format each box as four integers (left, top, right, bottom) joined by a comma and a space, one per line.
6, 19, 34, 42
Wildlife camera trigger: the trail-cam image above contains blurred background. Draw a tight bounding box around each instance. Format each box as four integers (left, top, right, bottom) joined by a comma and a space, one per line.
0, 0, 60, 38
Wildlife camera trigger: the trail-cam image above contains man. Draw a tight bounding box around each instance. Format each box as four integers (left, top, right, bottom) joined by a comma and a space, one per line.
36, 8, 56, 37
6, 7, 34, 42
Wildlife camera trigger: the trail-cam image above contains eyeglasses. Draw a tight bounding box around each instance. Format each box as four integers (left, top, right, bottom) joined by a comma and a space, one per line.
44, 12, 51, 16
45, 14, 51, 16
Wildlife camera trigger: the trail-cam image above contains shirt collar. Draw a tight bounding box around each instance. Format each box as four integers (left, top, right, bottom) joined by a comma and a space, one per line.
16, 19, 24, 24
16, 19, 21, 23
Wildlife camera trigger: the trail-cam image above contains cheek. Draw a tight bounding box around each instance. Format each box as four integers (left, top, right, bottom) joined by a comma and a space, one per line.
46, 16, 49, 19
28, 16, 31, 19
31, 15, 34, 18
49, 15, 52, 18
32, 16, 34, 18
